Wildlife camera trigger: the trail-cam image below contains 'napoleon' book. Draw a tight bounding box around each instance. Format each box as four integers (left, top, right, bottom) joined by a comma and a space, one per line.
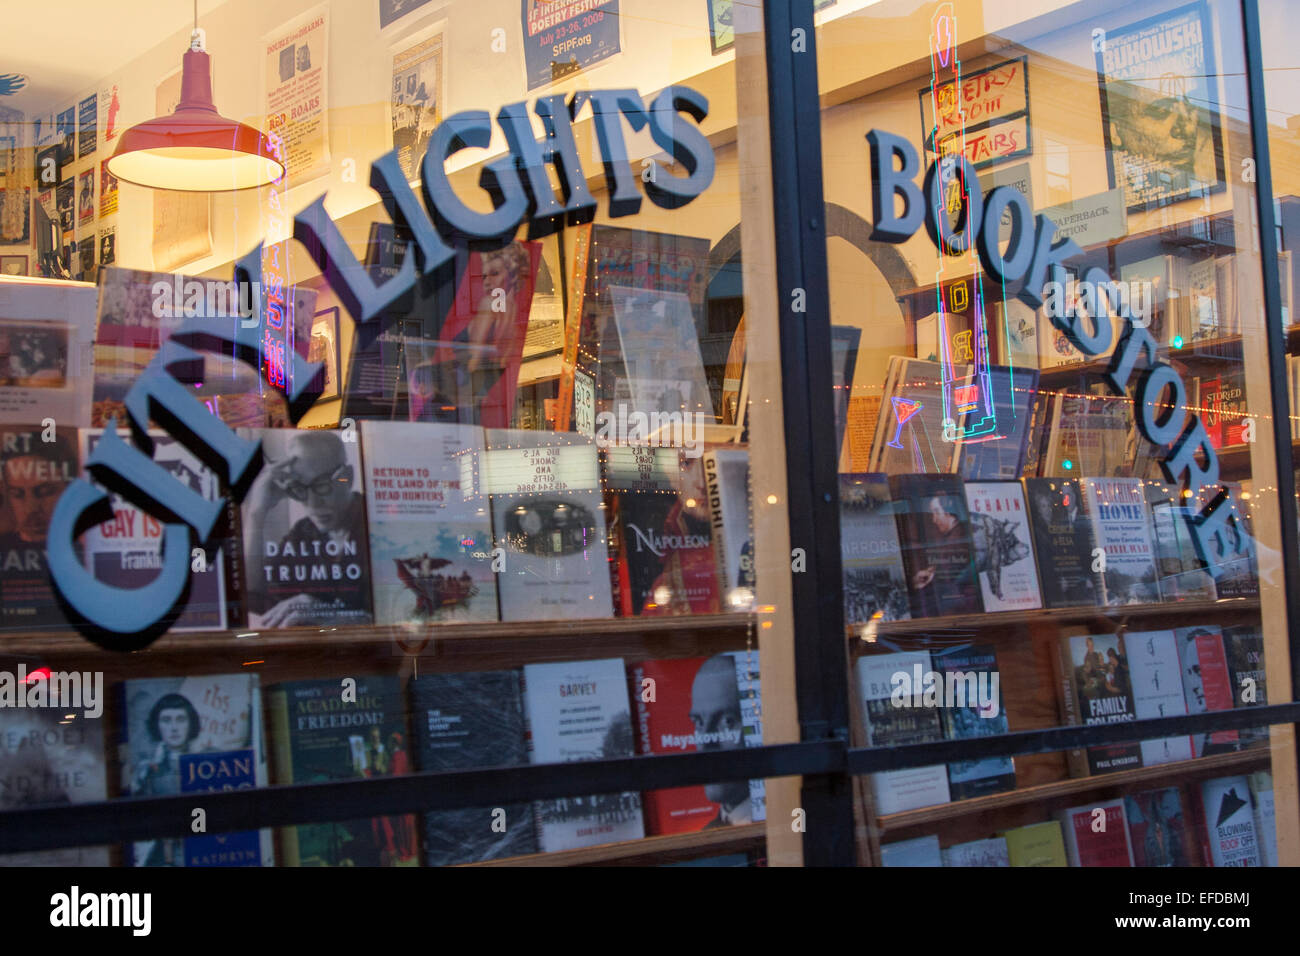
522, 658, 644, 852
121, 674, 272, 866
410, 670, 537, 865
268, 676, 417, 867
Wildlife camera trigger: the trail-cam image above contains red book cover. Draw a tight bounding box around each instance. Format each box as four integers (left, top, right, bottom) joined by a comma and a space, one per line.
633, 657, 743, 834
1199, 376, 1224, 449
1062, 801, 1133, 866
1193, 629, 1241, 752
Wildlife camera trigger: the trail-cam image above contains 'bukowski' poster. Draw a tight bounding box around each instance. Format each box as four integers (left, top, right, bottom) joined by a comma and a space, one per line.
263, 6, 330, 183
1096, 1, 1225, 212
522, 0, 620, 91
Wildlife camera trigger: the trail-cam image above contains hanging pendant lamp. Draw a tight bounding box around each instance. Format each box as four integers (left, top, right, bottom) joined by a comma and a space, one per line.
106, 14, 284, 191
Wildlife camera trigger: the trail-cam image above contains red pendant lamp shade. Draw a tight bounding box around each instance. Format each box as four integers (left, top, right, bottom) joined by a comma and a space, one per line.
107, 46, 284, 191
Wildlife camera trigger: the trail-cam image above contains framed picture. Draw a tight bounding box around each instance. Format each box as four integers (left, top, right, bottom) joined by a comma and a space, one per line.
1096, 1, 1226, 212
0, 255, 27, 276
309, 306, 341, 402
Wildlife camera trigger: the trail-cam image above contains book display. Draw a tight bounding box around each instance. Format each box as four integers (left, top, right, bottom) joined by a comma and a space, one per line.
6, 0, 1300, 882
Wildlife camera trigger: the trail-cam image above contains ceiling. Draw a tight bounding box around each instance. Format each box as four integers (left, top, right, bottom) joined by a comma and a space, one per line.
0, 0, 228, 114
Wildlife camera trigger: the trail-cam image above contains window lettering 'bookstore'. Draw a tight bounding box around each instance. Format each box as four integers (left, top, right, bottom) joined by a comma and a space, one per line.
0, 0, 1296, 872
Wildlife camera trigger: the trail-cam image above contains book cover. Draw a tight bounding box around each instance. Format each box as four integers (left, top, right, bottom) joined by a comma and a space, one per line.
839, 473, 911, 625
731, 648, 766, 823
1063, 632, 1142, 774
1224, 625, 1268, 747
409, 670, 537, 865
609, 454, 720, 616
237, 428, 374, 628
1080, 478, 1160, 605
855, 652, 951, 815
703, 448, 755, 611
933, 644, 1014, 799
80, 430, 229, 631
633, 656, 755, 834
0, 281, 96, 426
869, 357, 962, 474
522, 658, 644, 852
956, 367, 1041, 480
1145, 479, 1217, 601
1024, 478, 1101, 608
1196, 481, 1259, 599
484, 430, 613, 620
1176, 626, 1241, 757
1125, 630, 1194, 765
1001, 821, 1067, 867
1042, 394, 1133, 478
1187, 257, 1220, 341
1119, 254, 1185, 349
268, 675, 418, 866
964, 480, 1042, 611
880, 834, 942, 867
360, 421, 497, 625
0, 708, 109, 866
1200, 775, 1259, 867
942, 837, 1010, 867
1058, 800, 1134, 866
122, 674, 272, 866
888, 473, 982, 618
1249, 771, 1276, 867
1124, 787, 1191, 866
0, 425, 78, 630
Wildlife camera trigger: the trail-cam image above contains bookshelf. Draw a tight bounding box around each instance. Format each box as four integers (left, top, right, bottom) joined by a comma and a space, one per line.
465, 821, 765, 867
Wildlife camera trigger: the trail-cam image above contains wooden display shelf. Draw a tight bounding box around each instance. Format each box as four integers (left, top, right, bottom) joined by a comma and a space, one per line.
0, 612, 756, 657
876, 749, 1270, 835
462, 822, 765, 867
847, 597, 1259, 643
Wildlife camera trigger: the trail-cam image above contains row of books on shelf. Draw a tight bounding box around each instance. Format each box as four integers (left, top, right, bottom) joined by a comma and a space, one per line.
858, 625, 1267, 819
881, 772, 1276, 867
0, 421, 755, 632
0, 653, 763, 867
840, 472, 1255, 627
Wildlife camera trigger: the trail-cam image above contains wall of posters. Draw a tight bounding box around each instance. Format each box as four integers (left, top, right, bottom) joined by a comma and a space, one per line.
919, 56, 1030, 169
0, 187, 28, 244
1096, 1, 1225, 211
379, 0, 437, 30
76, 169, 94, 227
98, 160, 118, 217
77, 94, 96, 159
264, 6, 330, 183
522, 0, 620, 91
99, 83, 122, 146
390, 27, 443, 183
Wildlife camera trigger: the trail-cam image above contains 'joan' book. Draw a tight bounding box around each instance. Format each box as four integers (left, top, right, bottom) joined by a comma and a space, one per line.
889, 474, 982, 618
839, 474, 910, 625
1056, 632, 1141, 776
522, 658, 644, 852
361, 421, 497, 624
122, 674, 272, 866
963, 480, 1042, 611
268, 676, 418, 867
409, 670, 537, 865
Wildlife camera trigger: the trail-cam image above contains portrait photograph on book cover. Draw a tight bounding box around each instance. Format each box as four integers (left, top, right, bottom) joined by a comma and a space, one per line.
1096, 1, 1226, 212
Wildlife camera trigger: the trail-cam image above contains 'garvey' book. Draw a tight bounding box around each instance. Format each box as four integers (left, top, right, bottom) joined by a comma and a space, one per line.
1024, 478, 1100, 608
889, 474, 982, 618
268, 676, 418, 866
933, 644, 1015, 799
839, 474, 910, 625
122, 674, 272, 866
522, 658, 644, 852
964, 480, 1042, 611
410, 670, 537, 865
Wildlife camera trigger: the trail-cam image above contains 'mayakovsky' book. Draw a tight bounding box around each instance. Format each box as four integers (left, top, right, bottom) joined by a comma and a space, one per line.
1023, 478, 1101, 609
1124, 787, 1191, 867
607, 452, 720, 616
522, 658, 644, 852
1056, 632, 1141, 776
267, 676, 418, 866
237, 427, 374, 628
1080, 477, 1160, 605
0, 424, 78, 630
839, 474, 910, 625
80, 430, 232, 631
1057, 799, 1134, 866
889, 473, 982, 618
361, 421, 497, 625
121, 674, 272, 866
1125, 629, 1194, 766
1199, 775, 1260, 867
964, 480, 1042, 612
633, 655, 755, 834
410, 670, 537, 865
0, 707, 108, 866
1176, 626, 1240, 757
855, 652, 951, 815
484, 430, 613, 621
933, 644, 1015, 799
